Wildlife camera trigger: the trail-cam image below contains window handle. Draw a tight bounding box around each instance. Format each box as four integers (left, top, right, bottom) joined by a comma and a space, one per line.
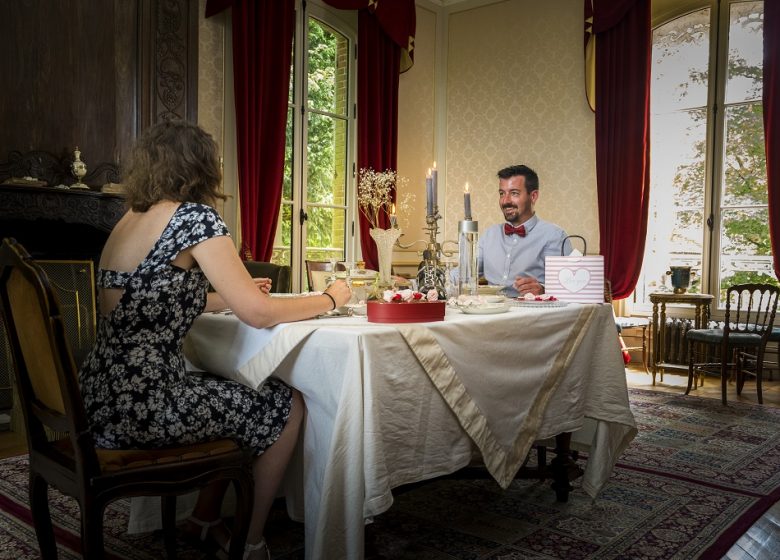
299, 208, 309, 226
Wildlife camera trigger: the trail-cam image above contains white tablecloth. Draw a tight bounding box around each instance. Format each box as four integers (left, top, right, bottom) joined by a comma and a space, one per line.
129, 303, 636, 559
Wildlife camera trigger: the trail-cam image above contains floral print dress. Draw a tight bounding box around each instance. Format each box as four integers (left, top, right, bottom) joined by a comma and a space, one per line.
79, 202, 292, 455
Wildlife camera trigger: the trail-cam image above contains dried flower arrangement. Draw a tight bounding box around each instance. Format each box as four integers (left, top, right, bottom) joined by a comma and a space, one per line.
357, 168, 408, 229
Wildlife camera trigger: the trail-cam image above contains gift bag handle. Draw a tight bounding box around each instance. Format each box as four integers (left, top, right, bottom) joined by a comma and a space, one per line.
562, 235, 587, 256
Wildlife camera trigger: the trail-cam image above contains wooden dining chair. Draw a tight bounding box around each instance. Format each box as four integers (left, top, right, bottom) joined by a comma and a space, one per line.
304, 260, 345, 292
242, 260, 291, 293
0, 238, 255, 559
685, 283, 779, 405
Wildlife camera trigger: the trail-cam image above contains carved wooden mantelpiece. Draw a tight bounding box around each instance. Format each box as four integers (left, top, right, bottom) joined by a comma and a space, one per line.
0, 184, 125, 234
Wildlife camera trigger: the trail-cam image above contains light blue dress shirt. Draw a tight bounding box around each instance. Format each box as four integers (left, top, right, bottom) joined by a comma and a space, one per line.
478, 215, 571, 297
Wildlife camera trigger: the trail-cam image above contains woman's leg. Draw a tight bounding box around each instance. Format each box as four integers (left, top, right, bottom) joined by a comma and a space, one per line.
247, 388, 305, 545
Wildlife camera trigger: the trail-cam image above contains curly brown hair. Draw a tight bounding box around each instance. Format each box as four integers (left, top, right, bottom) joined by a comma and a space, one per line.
124, 120, 227, 212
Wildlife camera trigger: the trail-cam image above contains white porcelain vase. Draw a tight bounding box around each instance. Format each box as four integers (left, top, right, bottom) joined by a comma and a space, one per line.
370, 227, 401, 286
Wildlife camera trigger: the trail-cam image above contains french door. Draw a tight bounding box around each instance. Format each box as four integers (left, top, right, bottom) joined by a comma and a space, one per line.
271, 2, 357, 292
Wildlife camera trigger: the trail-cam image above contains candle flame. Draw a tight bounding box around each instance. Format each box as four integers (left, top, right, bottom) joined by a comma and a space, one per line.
464, 182, 470, 193
391, 203, 396, 215
433, 161, 437, 169
427, 168, 431, 177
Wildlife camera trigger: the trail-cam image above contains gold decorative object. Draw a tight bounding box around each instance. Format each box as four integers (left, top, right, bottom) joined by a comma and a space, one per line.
70, 147, 89, 190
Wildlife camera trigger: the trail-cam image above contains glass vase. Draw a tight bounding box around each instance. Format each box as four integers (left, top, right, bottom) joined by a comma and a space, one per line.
370, 227, 401, 286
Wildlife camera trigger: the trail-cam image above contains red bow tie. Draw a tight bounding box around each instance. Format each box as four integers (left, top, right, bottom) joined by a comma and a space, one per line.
504, 223, 526, 237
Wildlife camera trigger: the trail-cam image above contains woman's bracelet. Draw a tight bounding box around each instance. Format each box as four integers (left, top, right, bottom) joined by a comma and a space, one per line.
323, 292, 336, 310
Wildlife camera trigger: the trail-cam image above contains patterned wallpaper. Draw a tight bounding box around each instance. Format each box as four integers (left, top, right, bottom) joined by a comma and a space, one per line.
197, 0, 224, 157
197, 0, 240, 234
397, 0, 599, 254
396, 5, 437, 262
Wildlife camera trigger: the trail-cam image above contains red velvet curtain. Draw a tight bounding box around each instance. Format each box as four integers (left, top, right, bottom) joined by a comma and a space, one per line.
590, 0, 651, 299
205, 0, 294, 261
323, 0, 414, 270
765, 0, 780, 280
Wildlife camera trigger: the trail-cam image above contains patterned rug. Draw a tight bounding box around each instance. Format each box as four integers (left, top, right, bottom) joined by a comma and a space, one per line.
0, 388, 778, 560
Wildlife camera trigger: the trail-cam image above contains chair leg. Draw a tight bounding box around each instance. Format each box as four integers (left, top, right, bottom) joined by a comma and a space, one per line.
686, 345, 695, 395
756, 351, 764, 405
29, 472, 57, 560
721, 357, 729, 406
80, 498, 106, 560
162, 495, 178, 560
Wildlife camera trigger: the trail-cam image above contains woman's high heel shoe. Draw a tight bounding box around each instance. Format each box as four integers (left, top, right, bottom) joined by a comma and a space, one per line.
217, 537, 271, 560
182, 516, 230, 551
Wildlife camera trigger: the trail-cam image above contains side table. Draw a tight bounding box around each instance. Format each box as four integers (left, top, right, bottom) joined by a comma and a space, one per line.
649, 292, 713, 385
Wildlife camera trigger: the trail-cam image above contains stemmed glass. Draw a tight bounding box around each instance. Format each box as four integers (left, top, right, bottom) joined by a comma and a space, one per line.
443, 261, 458, 299
328, 256, 338, 285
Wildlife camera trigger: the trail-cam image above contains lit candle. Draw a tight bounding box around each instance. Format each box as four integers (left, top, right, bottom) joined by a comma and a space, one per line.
390, 203, 397, 228
426, 169, 433, 217
431, 161, 438, 211
464, 182, 472, 220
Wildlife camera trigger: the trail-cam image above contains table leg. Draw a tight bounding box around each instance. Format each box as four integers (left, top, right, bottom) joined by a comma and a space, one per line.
659, 303, 667, 383
550, 433, 583, 503
652, 303, 659, 385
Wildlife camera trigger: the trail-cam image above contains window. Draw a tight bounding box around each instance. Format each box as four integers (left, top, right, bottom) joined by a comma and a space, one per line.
638, 1, 775, 310
271, 3, 356, 291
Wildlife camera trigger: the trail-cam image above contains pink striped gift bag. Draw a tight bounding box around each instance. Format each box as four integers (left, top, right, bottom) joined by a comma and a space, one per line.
545, 235, 605, 304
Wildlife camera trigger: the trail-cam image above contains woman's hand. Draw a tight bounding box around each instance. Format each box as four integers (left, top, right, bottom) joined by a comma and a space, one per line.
325, 279, 352, 308
253, 277, 272, 294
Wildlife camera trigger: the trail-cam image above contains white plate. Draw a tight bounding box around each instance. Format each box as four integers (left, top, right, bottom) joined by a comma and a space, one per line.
458, 303, 510, 315
511, 300, 569, 308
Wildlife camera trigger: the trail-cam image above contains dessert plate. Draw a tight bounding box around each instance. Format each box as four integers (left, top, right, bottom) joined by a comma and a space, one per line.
458, 303, 510, 315
511, 300, 569, 308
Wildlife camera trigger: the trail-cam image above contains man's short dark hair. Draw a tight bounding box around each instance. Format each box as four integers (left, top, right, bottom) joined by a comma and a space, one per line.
497, 165, 539, 193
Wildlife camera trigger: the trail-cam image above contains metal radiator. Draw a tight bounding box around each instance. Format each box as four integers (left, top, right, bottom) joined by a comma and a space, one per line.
662, 318, 693, 365
662, 317, 722, 366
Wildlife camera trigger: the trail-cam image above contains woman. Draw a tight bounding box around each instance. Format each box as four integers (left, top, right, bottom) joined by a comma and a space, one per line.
78, 120, 351, 559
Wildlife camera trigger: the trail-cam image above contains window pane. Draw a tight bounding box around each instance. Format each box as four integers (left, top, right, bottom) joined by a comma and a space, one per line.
651, 8, 710, 113
272, 203, 293, 268
289, 33, 296, 104
284, 108, 293, 201
722, 103, 766, 207
639, 108, 707, 301
308, 18, 349, 116
305, 206, 345, 261
724, 2, 763, 104
719, 208, 778, 299
307, 112, 347, 205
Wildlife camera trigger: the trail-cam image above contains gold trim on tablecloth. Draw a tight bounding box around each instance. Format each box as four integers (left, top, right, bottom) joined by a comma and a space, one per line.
396, 305, 597, 488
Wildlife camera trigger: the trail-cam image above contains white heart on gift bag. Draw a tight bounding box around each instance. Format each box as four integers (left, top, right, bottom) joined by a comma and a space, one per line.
559, 268, 591, 293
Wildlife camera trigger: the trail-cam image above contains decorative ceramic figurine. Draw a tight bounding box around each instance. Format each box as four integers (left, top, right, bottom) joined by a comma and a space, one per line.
70, 147, 89, 190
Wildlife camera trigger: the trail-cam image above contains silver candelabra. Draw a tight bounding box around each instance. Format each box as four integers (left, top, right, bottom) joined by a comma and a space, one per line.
394, 206, 457, 297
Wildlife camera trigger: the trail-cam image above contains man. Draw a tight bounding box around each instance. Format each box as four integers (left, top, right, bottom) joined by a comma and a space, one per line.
478, 164, 571, 297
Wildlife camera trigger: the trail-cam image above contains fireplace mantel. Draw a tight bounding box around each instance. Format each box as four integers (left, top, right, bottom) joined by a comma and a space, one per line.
0, 184, 125, 261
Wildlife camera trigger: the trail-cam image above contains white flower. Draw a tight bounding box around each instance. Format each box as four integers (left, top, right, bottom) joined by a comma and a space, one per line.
426, 289, 439, 302
382, 289, 395, 302
357, 168, 408, 229
399, 289, 414, 302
